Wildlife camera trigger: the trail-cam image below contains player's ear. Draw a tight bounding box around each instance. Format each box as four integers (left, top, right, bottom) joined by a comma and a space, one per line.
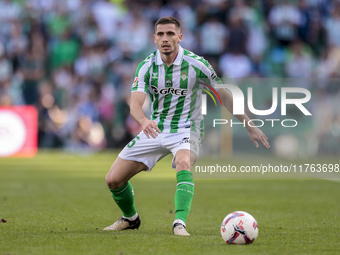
178, 34, 183, 43
153, 34, 157, 43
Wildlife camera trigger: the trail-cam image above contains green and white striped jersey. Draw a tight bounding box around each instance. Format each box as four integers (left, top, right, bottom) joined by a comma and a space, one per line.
131, 45, 221, 136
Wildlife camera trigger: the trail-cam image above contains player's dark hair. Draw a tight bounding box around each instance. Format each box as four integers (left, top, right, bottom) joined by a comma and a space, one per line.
155, 16, 181, 32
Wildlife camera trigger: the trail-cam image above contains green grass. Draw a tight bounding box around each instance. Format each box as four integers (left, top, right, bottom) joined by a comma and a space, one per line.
1, 151, 340, 255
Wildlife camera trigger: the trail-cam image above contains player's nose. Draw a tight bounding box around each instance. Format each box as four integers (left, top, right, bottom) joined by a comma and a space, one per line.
162, 35, 169, 42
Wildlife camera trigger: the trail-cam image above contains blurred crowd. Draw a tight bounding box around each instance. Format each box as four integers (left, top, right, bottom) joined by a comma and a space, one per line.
0, 0, 339, 153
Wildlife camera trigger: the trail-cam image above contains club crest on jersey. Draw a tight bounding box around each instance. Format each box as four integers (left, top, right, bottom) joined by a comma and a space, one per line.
133, 77, 138, 87
166, 77, 172, 87
180, 72, 188, 81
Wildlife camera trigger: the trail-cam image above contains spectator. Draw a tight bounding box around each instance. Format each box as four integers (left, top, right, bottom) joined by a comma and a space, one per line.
178, 25, 198, 52
199, 16, 229, 62
305, 9, 326, 56
114, 9, 152, 55
91, 0, 126, 40
159, 0, 196, 31
219, 50, 252, 79
0, 0, 22, 26
197, 0, 229, 25
49, 28, 80, 69
20, 46, 45, 105
297, 0, 311, 43
227, 11, 248, 54
315, 45, 340, 80
46, 8, 70, 38
269, 0, 302, 46
6, 20, 28, 72
78, 13, 104, 47
230, 0, 258, 26
0, 0, 338, 152
324, 7, 340, 47
0, 43, 12, 87
285, 40, 313, 79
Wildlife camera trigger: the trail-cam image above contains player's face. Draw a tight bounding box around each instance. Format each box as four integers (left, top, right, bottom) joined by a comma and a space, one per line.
154, 24, 182, 55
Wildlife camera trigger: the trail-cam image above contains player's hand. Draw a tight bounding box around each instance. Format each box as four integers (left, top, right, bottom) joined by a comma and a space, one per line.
247, 127, 270, 149
140, 119, 161, 139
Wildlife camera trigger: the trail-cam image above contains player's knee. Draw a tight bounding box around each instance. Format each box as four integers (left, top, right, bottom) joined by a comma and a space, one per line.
105, 173, 124, 189
176, 158, 191, 171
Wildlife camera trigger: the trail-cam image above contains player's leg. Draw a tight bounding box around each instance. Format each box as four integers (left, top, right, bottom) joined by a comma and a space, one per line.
103, 157, 147, 231
173, 149, 197, 236
105, 157, 147, 189
104, 131, 166, 231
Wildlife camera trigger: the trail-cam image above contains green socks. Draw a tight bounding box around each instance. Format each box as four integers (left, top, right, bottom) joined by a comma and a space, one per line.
110, 172, 194, 225
110, 181, 137, 218
174, 170, 194, 226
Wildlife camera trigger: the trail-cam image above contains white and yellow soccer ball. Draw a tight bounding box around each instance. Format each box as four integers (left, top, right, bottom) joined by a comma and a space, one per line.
221, 211, 258, 244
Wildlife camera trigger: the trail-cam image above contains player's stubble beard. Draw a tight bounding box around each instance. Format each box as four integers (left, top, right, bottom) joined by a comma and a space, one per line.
160, 44, 178, 56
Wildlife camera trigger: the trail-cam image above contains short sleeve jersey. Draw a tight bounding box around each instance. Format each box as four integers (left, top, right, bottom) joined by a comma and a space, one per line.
131, 45, 222, 137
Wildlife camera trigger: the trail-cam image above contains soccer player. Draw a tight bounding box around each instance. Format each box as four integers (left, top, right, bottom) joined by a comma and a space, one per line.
104, 16, 270, 236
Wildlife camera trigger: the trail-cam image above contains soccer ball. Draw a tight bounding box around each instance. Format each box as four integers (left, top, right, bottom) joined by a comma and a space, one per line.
220, 211, 258, 244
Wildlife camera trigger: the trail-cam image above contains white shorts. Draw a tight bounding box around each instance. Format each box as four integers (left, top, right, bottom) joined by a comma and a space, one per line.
118, 130, 201, 171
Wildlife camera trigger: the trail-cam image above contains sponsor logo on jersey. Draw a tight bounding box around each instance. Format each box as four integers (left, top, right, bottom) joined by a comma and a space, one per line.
152, 72, 158, 78
133, 77, 138, 87
151, 85, 188, 96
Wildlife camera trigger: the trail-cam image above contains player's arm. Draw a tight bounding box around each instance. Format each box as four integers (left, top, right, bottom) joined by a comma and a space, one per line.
217, 88, 270, 149
130, 92, 161, 139
201, 61, 269, 149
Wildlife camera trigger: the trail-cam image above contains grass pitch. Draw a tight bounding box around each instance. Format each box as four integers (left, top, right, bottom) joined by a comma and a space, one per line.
1, 151, 340, 255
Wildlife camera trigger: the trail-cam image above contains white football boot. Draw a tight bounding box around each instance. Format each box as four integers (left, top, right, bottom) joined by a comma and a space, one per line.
173, 223, 190, 236
103, 216, 141, 231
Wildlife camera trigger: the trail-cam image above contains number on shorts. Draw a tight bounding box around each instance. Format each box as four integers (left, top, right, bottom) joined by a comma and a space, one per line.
127, 136, 140, 148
